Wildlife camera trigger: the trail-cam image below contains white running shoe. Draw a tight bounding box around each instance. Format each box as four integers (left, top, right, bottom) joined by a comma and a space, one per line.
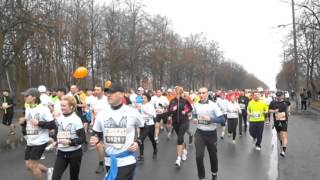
182, 149, 188, 161
280, 151, 286, 157
45, 142, 56, 151
175, 157, 181, 167
255, 146, 261, 151
40, 154, 46, 160
47, 167, 53, 180
232, 140, 236, 144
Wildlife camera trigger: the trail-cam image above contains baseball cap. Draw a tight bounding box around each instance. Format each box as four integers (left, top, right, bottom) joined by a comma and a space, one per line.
137, 87, 144, 91
108, 84, 125, 94
276, 91, 284, 97
21, 88, 40, 97
38, 85, 47, 93
167, 88, 173, 93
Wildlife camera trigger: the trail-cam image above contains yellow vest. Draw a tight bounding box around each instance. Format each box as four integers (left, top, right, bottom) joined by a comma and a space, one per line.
247, 100, 268, 122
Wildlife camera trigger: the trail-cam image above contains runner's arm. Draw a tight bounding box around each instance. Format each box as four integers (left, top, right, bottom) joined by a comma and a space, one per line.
70, 128, 86, 146
38, 120, 57, 130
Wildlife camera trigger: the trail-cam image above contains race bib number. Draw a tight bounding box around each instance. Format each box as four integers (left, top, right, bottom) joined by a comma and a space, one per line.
251, 112, 260, 118
143, 115, 150, 123
275, 112, 286, 121
198, 115, 211, 125
26, 123, 40, 135
104, 128, 127, 146
239, 104, 246, 110
57, 131, 71, 147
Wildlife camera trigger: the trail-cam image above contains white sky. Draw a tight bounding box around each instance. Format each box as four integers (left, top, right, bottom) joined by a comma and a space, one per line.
143, 0, 293, 89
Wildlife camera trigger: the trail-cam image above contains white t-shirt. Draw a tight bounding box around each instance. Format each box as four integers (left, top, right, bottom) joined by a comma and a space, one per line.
40, 94, 54, 108
92, 95, 109, 116
53, 99, 62, 118
193, 100, 223, 131
227, 101, 241, 119
216, 98, 229, 114
150, 95, 169, 114
141, 103, 156, 126
25, 105, 54, 146
85, 95, 97, 111
93, 105, 144, 167
56, 113, 83, 152
129, 94, 137, 104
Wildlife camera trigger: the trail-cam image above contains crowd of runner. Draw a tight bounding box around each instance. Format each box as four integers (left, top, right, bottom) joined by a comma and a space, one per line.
0, 84, 292, 180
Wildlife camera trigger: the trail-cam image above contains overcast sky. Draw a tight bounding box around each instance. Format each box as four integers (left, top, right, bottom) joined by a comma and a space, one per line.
143, 0, 293, 89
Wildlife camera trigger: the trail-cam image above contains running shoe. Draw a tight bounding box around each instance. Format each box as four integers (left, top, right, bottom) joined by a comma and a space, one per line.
255, 146, 261, 151
182, 149, 188, 161
280, 151, 286, 157
189, 134, 193, 144
40, 154, 46, 160
95, 164, 104, 174
47, 167, 53, 180
175, 158, 181, 167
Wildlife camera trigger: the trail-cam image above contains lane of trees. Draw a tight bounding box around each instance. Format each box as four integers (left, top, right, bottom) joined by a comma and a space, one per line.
0, 0, 267, 96
277, 0, 320, 95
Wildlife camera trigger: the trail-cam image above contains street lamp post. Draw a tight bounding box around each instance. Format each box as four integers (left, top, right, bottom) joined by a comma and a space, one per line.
291, 0, 299, 111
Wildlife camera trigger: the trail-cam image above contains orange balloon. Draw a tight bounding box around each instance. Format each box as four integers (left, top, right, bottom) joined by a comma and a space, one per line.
73, 67, 88, 79
105, 80, 112, 88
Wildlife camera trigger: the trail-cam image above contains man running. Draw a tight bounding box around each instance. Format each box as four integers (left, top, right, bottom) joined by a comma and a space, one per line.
238, 90, 249, 135
192, 87, 224, 180
247, 93, 268, 151
269, 91, 291, 157
20, 88, 56, 180
151, 89, 169, 142
90, 84, 144, 180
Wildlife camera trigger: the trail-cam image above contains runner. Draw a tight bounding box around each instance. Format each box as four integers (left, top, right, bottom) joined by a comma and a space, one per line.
20, 88, 56, 180
192, 87, 224, 180
52, 95, 85, 180
137, 93, 157, 161
92, 84, 110, 174
269, 91, 291, 157
1, 89, 16, 135
238, 90, 249, 135
68, 85, 88, 152
90, 84, 144, 180
226, 94, 241, 144
216, 92, 228, 139
247, 93, 268, 151
167, 86, 193, 167
38, 85, 54, 112
150, 89, 169, 143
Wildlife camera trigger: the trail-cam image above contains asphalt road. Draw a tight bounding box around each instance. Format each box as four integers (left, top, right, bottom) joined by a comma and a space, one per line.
0, 108, 319, 180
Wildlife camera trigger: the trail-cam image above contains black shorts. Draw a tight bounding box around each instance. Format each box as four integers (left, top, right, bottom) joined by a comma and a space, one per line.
24, 143, 47, 160
155, 113, 168, 124
2, 112, 14, 126
274, 120, 288, 132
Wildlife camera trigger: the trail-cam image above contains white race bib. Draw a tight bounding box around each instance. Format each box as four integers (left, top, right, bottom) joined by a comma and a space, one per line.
104, 128, 127, 149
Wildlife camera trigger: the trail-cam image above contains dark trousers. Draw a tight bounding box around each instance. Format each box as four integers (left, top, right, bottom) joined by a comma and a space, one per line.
106, 163, 136, 180
52, 149, 83, 180
227, 118, 238, 140
238, 110, 247, 133
138, 125, 157, 155
195, 129, 218, 179
301, 101, 307, 110
249, 122, 264, 147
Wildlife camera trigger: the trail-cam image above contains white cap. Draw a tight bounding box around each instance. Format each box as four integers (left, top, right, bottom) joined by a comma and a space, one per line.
167, 88, 173, 93
38, 85, 47, 93
138, 87, 144, 91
